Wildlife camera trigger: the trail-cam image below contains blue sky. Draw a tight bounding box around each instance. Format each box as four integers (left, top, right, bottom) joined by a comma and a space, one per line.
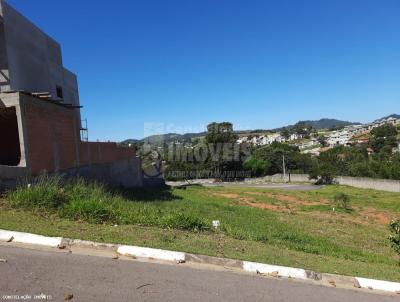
8, 0, 400, 141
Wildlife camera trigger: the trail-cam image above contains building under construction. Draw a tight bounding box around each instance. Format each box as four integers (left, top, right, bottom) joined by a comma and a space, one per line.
0, 0, 146, 188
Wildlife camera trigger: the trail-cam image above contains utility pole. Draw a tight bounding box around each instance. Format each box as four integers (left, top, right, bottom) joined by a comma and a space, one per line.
282, 154, 286, 181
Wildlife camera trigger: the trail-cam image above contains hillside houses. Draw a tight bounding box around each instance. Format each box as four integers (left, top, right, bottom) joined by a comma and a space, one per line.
352, 117, 400, 134
237, 133, 301, 146
326, 117, 400, 147
237, 116, 400, 150
327, 129, 352, 146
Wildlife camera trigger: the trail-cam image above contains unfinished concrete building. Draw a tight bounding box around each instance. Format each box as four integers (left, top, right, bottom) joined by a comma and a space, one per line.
0, 0, 144, 188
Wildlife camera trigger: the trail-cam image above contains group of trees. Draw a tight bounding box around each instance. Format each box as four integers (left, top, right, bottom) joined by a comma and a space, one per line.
281, 121, 315, 140
243, 142, 313, 177
165, 122, 245, 180
310, 145, 400, 182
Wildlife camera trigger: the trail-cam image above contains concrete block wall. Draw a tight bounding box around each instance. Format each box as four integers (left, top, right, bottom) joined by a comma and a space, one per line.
0, 166, 27, 190
64, 157, 143, 188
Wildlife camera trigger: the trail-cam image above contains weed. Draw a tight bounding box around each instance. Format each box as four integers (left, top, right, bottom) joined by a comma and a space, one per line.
334, 193, 351, 210
8, 175, 67, 211
160, 212, 210, 231
389, 219, 400, 257
61, 198, 115, 224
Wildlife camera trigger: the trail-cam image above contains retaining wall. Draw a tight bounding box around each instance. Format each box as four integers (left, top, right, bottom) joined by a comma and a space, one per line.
0, 165, 27, 189
245, 174, 311, 183
247, 173, 400, 193
336, 176, 400, 193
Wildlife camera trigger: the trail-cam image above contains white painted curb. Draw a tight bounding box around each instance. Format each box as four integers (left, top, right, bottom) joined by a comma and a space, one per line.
243, 261, 308, 280
2, 228, 400, 294
118, 245, 186, 262
355, 277, 400, 293
0, 229, 62, 247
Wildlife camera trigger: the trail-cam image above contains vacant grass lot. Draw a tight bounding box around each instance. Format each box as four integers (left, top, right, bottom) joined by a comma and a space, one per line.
1, 177, 399, 281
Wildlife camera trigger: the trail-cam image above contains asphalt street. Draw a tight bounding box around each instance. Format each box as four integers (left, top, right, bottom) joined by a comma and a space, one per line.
202, 183, 322, 190
0, 245, 397, 302
167, 181, 322, 191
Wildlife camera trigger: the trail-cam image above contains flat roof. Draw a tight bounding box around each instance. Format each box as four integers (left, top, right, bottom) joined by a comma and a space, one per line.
0, 91, 82, 109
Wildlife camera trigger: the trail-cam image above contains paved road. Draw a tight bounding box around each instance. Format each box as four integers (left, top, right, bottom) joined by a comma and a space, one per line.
168, 181, 322, 191
203, 183, 322, 190
0, 245, 396, 302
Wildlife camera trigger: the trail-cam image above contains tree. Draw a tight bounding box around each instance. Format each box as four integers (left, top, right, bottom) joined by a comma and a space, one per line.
309, 162, 336, 184
243, 157, 270, 177
205, 122, 241, 180
317, 135, 328, 147
371, 124, 398, 138
370, 124, 398, 153
205, 122, 237, 144
251, 142, 313, 176
292, 121, 313, 138
281, 128, 290, 140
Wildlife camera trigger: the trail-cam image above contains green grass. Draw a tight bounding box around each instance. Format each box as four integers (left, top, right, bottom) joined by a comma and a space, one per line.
2, 177, 400, 281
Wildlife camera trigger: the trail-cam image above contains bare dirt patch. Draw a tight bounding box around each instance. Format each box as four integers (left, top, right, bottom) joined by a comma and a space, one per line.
360, 208, 392, 225
245, 192, 264, 196
233, 201, 292, 213
211, 192, 240, 199
301, 207, 393, 226
224, 191, 328, 213
245, 192, 326, 206
238, 197, 255, 203
209, 192, 256, 203
302, 211, 369, 225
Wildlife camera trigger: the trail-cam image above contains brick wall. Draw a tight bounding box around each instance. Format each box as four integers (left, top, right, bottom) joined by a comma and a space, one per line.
78, 141, 136, 166
22, 95, 135, 175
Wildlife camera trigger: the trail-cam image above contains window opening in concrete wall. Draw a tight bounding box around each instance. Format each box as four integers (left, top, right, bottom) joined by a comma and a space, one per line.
56, 85, 63, 99
0, 107, 21, 166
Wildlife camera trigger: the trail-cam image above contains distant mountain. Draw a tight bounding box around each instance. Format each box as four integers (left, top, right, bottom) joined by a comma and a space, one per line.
121, 139, 141, 145
302, 118, 358, 130
121, 132, 207, 146
273, 118, 358, 132
121, 117, 384, 145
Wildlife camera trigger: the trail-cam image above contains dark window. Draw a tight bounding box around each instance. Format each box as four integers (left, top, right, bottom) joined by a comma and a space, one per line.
56, 85, 63, 99
0, 107, 21, 166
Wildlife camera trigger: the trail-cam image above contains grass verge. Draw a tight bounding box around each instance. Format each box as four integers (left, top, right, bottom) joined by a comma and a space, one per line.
1, 177, 400, 281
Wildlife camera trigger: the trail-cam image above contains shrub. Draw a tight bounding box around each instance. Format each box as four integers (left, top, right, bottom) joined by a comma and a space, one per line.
7, 175, 68, 211
309, 163, 336, 185
389, 219, 400, 257
334, 193, 351, 210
